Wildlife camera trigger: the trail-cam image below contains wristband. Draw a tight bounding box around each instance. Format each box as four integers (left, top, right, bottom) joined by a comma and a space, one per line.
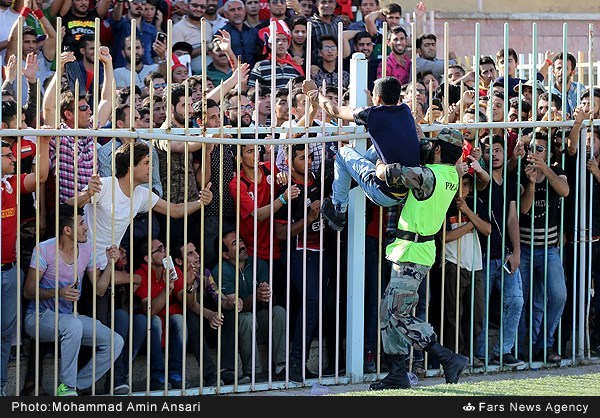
545, 58, 552, 66
279, 194, 287, 205
20, 7, 32, 17
33, 8, 44, 19
228, 56, 236, 69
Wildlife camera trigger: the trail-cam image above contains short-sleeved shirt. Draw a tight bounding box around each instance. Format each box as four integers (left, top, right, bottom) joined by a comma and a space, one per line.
228, 162, 280, 260
275, 174, 323, 251
478, 174, 518, 259
353, 104, 419, 197
134, 263, 185, 318
1, 174, 30, 263
61, 10, 100, 55
27, 238, 96, 315
84, 177, 160, 269
352, 104, 419, 166
445, 194, 489, 272
519, 165, 565, 247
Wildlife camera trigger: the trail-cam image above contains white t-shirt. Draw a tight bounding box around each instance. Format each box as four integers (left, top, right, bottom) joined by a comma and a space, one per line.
114, 64, 159, 89
84, 177, 160, 269
445, 219, 483, 272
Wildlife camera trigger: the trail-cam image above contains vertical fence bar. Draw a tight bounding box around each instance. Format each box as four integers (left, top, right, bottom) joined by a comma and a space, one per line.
346, 52, 367, 383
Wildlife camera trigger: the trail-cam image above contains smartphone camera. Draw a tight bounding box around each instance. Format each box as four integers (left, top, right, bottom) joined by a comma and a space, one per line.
162, 256, 178, 281
156, 32, 167, 43
432, 98, 443, 111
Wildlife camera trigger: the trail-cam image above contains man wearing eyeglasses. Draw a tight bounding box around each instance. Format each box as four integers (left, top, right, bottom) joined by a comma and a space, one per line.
0, 132, 51, 396
110, 0, 158, 69
517, 132, 569, 365
172, 0, 213, 74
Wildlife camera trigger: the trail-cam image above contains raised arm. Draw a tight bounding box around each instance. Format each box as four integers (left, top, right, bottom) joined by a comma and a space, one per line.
96, 46, 115, 127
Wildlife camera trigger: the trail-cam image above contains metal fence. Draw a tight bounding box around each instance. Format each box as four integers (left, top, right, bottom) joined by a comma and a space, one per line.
0, 16, 599, 397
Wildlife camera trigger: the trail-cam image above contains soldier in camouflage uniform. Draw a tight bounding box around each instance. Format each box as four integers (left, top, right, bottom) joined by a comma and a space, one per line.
370, 128, 469, 391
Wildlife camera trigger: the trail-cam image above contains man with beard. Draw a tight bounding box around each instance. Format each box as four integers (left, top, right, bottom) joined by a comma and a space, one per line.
221, 0, 261, 68
549, 52, 584, 119
204, 0, 227, 35
376, 26, 409, 85
155, 83, 208, 243
59, 0, 111, 59
415, 33, 457, 85
346, 31, 378, 91
224, 91, 255, 128
308, 0, 345, 44
113, 35, 167, 89
256, 0, 288, 32
172, 0, 212, 74
110, 0, 158, 68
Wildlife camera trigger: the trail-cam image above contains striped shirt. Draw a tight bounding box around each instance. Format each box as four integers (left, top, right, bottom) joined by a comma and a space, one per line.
49, 122, 98, 203
308, 14, 345, 42
248, 59, 301, 89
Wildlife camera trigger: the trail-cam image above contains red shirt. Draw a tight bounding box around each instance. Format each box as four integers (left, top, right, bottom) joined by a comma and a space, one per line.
229, 162, 281, 260
1, 174, 30, 263
134, 263, 185, 318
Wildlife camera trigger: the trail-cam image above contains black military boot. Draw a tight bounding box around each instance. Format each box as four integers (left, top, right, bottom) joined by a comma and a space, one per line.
369, 354, 411, 391
425, 341, 468, 384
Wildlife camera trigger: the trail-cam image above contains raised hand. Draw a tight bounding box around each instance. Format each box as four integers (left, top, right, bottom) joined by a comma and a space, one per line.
23, 52, 39, 84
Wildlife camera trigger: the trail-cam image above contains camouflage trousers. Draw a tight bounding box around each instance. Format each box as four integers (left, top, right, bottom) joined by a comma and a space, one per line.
380, 262, 437, 355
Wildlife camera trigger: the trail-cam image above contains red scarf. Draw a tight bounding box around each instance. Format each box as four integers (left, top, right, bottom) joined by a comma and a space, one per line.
267, 53, 305, 76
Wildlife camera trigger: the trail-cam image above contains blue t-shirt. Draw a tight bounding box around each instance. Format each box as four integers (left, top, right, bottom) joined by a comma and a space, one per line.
353, 103, 420, 167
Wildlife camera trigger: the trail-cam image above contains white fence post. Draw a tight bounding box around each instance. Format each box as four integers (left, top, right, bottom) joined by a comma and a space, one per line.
346, 52, 368, 383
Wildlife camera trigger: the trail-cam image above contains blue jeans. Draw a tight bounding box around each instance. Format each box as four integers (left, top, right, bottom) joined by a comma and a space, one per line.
167, 314, 186, 376
1, 265, 20, 387
24, 309, 123, 389
475, 259, 524, 358
112, 309, 164, 385
290, 249, 329, 366
332, 146, 400, 211
518, 246, 567, 354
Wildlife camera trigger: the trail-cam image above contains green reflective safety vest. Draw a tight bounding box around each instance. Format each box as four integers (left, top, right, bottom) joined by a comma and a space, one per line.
386, 163, 459, 267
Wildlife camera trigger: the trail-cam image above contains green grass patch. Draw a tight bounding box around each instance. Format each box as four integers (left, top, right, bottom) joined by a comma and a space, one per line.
338, 373, 600, 396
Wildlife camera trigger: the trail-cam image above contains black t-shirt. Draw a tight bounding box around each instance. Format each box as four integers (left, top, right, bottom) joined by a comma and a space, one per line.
274, 174, 323, 251
478, 173, 518, 259
519, 164, 565, 246
61, 10, 100, 57
564, 151, 600, 236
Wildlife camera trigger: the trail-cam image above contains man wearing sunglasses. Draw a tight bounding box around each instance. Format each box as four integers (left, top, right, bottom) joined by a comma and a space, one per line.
517, 132, 569, 365
172, 0, 212, 74
43, 46, 115, 204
